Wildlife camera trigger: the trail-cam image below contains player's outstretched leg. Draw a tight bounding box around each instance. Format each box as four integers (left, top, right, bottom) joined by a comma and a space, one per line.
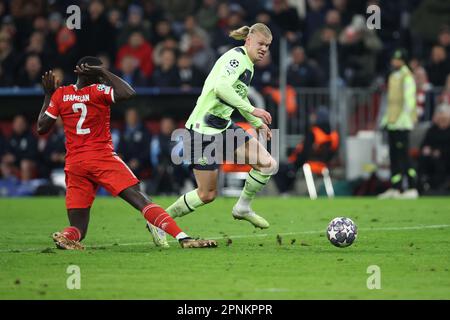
232, 140, 278, 229
146, 222, 170, 248
146, 189, 205, 248
120, 184, 217, 249
165, 189, 206, 218
233, 169, 271, 229
52, 208, 90, 250
149, 170, 218, 247
165, 170, 218, 218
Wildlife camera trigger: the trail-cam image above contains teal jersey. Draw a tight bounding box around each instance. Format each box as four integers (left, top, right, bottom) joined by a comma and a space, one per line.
185, 46, 263, 135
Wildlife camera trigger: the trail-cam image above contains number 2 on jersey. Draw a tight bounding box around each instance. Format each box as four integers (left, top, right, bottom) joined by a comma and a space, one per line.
72, 103, 91, 135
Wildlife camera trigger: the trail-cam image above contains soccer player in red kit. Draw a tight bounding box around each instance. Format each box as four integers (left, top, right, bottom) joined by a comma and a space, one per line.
37, 56, 217, 250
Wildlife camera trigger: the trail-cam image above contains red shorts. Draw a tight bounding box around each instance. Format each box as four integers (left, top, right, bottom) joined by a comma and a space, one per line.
64, 154, 139, 209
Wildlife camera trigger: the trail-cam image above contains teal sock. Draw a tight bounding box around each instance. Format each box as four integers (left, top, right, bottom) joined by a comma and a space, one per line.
237, 169, 271, 207
166, 189, 205, 218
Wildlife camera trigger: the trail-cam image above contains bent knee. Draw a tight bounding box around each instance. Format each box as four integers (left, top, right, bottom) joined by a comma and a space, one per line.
198, 190, 217, 204
258, 157, 278, 176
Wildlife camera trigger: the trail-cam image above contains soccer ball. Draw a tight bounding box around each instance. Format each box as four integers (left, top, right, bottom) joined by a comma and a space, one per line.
326, 217, 358, 247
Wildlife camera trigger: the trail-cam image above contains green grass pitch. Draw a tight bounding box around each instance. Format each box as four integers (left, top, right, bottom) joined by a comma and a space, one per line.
0, 197, 449, 299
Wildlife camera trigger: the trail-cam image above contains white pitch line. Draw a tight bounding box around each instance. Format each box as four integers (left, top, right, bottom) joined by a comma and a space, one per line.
1, 224, 449, 253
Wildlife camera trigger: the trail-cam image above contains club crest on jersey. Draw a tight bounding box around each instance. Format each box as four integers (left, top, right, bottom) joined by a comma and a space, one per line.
97, 84, 111, 94
229, 59, 239, 68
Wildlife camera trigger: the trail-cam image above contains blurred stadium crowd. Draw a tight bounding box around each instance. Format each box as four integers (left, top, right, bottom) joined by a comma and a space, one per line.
0, 0, 449, 196
1, 0, 449, 88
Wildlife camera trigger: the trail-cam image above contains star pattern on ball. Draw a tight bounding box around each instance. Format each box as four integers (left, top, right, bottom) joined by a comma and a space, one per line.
327, 217, 357, 247
328, 228, 338, 240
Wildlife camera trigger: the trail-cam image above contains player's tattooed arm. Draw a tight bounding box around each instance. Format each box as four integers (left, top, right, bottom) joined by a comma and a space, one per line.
37, 70, 58, 135
76, 64, 136, 102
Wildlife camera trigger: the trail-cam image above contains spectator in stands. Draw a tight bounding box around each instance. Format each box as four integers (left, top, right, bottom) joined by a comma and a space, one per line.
411, 0, 450, 45
252, 51, 283, 124
418, 103, 450, 194
42, 117, 65, 172
151, 48, 179, 87
254, 10, 282, 63
97, 52, 118, 74
52, 67, 73, 86
157, 0, 196, 23
437, 25, 450, 57
3, 115, 38, 181
179, 15, 211, 53
215, 1, 230, 30
0, 114, 47, 196
116, 31, 154, 79
439, 74, 450, 105
252, 51, 279, 90
177, 53, 205, 89
339, 15, 382, 86
46, 12, 78, 73
1, 15, 17, 49
24, 30, 48, 59
331, 0, 353, 26
9, 0, 44, 49
212, 7, 245, 56
16, 53, 42, 87
107, 7, 123, 32
118, 54, 148, 87
32, 15, 48, 34
142, 0, 165, 24
195, 0, 218, 33
78, 0, 115, 60
117, 108, 152, 178
304, 0, 327, 44
0, 129, 5, 160
116, 4, 151, 48
426, 45, 450, 87
187, 33, 216, 74
287, 46, 323, 87
10, 0, 44, 20
270, 0, 302, 44
0, 2, 6, 21
149, 116, 189, 195
409, 57, 432, 120
152, 37, 179, 67
0, 152, 20, 196
307, 9, 342, 79
151, 18, 177, 46
0, 64, 9, 86
0, 31, 16, 86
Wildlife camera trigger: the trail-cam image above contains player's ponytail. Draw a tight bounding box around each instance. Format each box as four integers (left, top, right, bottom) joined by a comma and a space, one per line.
229, 26, 251, 40
229, 23, 272, 41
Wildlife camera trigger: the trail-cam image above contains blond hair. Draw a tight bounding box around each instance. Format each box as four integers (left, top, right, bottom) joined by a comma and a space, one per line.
229, 23, 272, 41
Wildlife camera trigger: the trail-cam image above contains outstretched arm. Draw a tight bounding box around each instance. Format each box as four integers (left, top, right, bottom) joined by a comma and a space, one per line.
37, 71, 59, 135
76, 64, 136, 102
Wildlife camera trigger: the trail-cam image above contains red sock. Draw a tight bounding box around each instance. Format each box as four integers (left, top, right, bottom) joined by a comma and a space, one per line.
142, 204, 183, 238
62, 226, 81, 241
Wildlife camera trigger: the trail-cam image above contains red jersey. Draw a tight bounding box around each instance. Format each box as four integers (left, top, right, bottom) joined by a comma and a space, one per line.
45, 84, 115, 164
